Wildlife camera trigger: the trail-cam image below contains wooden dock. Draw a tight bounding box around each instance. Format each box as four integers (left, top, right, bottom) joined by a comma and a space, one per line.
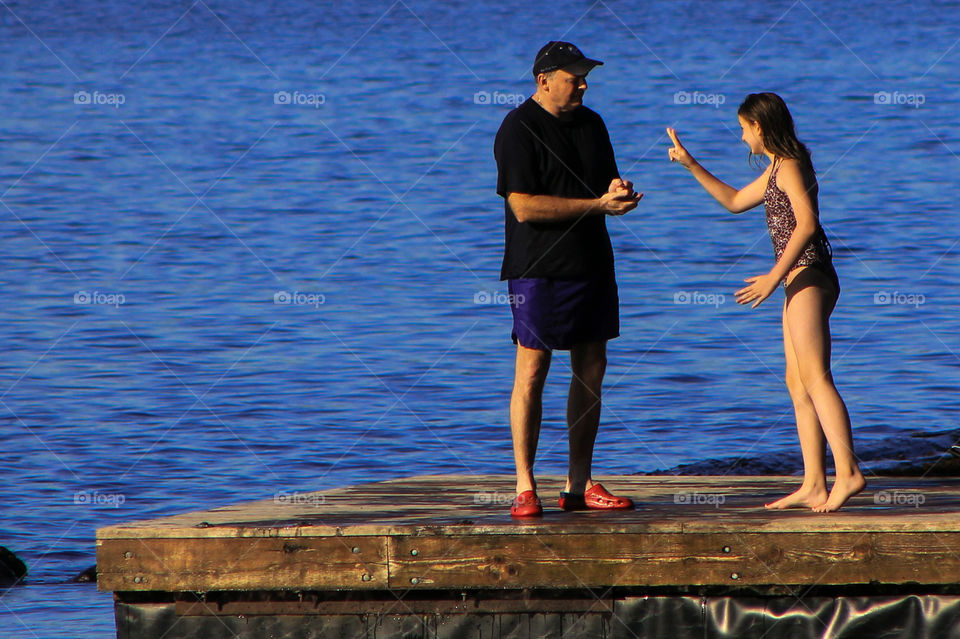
96, 474, 960, 638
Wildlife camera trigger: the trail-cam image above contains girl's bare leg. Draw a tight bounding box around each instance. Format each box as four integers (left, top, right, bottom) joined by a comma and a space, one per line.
765, 298, 829, 509
783, 268, 865, 512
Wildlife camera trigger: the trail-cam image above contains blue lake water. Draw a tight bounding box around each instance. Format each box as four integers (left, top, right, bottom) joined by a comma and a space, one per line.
1, 1, 958, 636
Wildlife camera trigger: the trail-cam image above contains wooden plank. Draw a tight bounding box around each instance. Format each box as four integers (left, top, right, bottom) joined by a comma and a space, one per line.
390, 532, 960, 588
97, 536, 388, 591
95, 475, 960, 593
95, 476, 960, 539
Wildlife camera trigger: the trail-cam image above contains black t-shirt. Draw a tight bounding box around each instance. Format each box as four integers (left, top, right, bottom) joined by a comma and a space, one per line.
494, 97, 619, 280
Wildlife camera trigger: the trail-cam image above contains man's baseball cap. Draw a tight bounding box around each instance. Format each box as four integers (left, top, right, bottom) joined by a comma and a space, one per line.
532, 41, 603, 77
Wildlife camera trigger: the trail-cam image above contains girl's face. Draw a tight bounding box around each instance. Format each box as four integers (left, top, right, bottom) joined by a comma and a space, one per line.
738, 116, 764, 155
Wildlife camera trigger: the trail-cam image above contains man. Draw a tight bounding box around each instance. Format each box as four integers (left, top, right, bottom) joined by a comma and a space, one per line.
494, 41, 642, 517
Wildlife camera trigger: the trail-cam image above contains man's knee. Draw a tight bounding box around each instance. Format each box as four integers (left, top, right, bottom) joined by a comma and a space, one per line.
571, 344, 607, 386
515, 347, 551, 391
581, 356, 607, 383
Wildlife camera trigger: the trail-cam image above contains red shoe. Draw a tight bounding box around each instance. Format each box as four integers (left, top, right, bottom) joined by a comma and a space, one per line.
510, 490, 543, 518
559, 483, 634, 511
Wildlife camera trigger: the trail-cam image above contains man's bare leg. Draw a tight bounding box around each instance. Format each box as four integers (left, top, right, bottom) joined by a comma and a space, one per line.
511, 344, 552, 495
564, 341, 606, 495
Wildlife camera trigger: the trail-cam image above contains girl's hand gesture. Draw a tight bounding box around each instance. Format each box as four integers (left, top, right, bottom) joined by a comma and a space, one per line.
666, 128, 696, 169
735, 272, 779, 308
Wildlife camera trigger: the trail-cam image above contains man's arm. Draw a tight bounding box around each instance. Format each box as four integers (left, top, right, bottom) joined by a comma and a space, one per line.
508, 185, 641, 223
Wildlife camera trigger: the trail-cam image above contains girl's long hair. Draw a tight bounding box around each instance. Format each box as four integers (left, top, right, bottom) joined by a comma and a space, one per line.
737, 93, 814, 174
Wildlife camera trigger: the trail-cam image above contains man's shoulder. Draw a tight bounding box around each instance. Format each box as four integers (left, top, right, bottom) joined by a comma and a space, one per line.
498, 98, 540, 130
495, 99, 541, 156
575, 105, 607, 127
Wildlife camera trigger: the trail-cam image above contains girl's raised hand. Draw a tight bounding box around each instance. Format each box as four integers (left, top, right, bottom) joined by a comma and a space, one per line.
666, 127, 695, 169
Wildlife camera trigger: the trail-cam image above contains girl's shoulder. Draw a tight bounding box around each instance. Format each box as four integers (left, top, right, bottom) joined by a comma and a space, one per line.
761, 158, 777, 188
773, 157, 815, 191
773, 156, 802, 172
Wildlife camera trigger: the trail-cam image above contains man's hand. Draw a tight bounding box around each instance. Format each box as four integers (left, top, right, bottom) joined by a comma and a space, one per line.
599, 178, 642, 216
608, 178, 635, 196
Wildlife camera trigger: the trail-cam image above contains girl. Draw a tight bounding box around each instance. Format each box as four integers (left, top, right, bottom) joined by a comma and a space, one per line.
667, 92, 865, 512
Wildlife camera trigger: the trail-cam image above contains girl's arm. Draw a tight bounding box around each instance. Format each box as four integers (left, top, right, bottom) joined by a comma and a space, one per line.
667, 128, 768, 213
735, 158, 819, 308
765, 159, 818, 284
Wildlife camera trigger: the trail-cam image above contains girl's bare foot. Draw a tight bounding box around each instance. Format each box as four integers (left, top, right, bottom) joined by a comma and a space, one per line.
765, 483, 828, 509
812, 472, 866, 513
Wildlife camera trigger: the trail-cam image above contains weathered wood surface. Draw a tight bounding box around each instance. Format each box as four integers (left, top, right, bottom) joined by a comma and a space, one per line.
97, 475, 960, 591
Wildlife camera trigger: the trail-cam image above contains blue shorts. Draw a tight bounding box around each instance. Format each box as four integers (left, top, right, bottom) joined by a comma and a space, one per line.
508, 275, 619, 351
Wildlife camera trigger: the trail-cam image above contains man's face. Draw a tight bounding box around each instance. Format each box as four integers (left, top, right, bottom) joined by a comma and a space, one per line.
543, 69, 588, 111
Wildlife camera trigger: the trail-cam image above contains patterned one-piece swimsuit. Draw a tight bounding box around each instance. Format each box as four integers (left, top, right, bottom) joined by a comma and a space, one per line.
763, 160, 838, 294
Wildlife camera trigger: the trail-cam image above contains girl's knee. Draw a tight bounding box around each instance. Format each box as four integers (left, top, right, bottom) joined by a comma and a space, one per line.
784, 368, 811, 403
798, 366, 834, 394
